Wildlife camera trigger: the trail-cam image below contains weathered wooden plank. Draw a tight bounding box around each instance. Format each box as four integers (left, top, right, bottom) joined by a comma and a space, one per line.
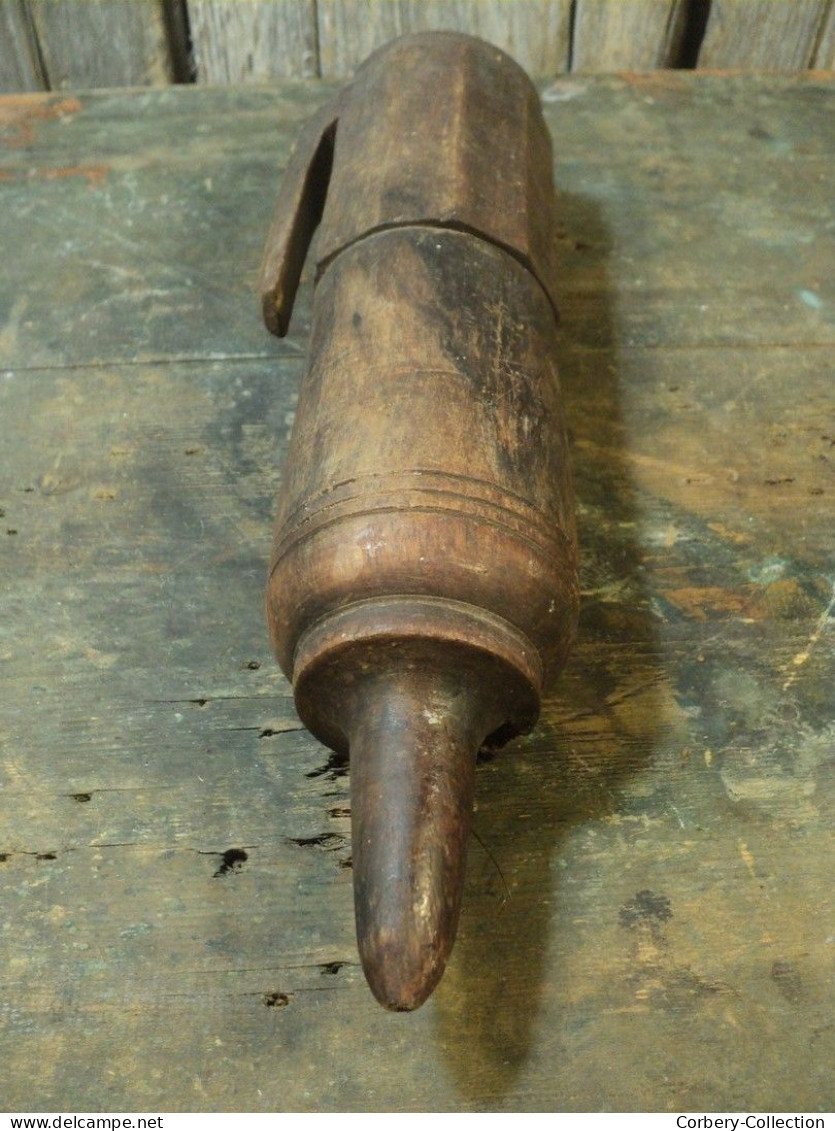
316, 0, 573, 78
571, 0, 687, 70
2, 343, 833, 1109
697, 0, 830, 69
1, 75, 834, 1111
188, 0, 318, 82
811, 1, 835, 66
2, 76, 833, 373
0, 82, 334, 368
28, 0, 177, 88
0, 0, 45, 91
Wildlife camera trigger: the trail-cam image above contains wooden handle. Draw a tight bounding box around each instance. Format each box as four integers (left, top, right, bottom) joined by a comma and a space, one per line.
258, 97, 340, 337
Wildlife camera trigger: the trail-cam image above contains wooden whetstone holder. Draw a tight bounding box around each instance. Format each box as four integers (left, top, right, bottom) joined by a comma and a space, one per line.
259, 31, 579, 1011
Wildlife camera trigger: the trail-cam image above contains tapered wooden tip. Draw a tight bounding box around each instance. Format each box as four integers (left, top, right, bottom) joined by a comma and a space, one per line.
348, 671, 483, 1011
291, 609, 540, 1011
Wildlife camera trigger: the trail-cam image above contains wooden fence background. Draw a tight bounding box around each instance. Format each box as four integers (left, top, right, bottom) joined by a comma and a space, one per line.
1, 0, 834, 92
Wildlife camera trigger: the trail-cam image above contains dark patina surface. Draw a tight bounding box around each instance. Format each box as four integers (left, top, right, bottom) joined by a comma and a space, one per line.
261, 34, 578, 1011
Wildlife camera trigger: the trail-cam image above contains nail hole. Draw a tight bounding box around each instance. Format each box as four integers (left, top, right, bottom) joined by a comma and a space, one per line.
213, 848, 248, 877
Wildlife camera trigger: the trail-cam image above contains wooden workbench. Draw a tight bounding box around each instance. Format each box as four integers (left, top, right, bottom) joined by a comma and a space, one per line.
0, 72, 833, 1112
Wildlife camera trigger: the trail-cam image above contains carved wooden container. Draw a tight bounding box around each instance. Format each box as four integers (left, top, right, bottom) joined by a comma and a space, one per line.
260, 31, 578, 1011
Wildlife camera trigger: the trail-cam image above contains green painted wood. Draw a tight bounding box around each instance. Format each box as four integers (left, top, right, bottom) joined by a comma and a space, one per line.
1, 76, 832, 374
1, 74, 834, 1111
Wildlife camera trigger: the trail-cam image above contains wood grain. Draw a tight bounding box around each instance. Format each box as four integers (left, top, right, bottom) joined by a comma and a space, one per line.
698, 0, 830, 68
316, 0, 573, 78
188, 0, 318, 82
571, 0, 687, 70
0, 0, 45, 91
28, 0, 176, 88
1, 74, 834, 1110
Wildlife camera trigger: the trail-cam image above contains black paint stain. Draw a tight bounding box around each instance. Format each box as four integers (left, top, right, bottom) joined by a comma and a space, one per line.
213, 848, 248, 877
287, 830, 351, 870
619, 889, 673, 929
288, 833, 344, 850
305, 751, 348, 781
263, 991, 290, 1009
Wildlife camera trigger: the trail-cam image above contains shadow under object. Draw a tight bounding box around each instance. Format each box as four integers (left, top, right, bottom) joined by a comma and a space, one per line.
259, 31, 579, 1011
